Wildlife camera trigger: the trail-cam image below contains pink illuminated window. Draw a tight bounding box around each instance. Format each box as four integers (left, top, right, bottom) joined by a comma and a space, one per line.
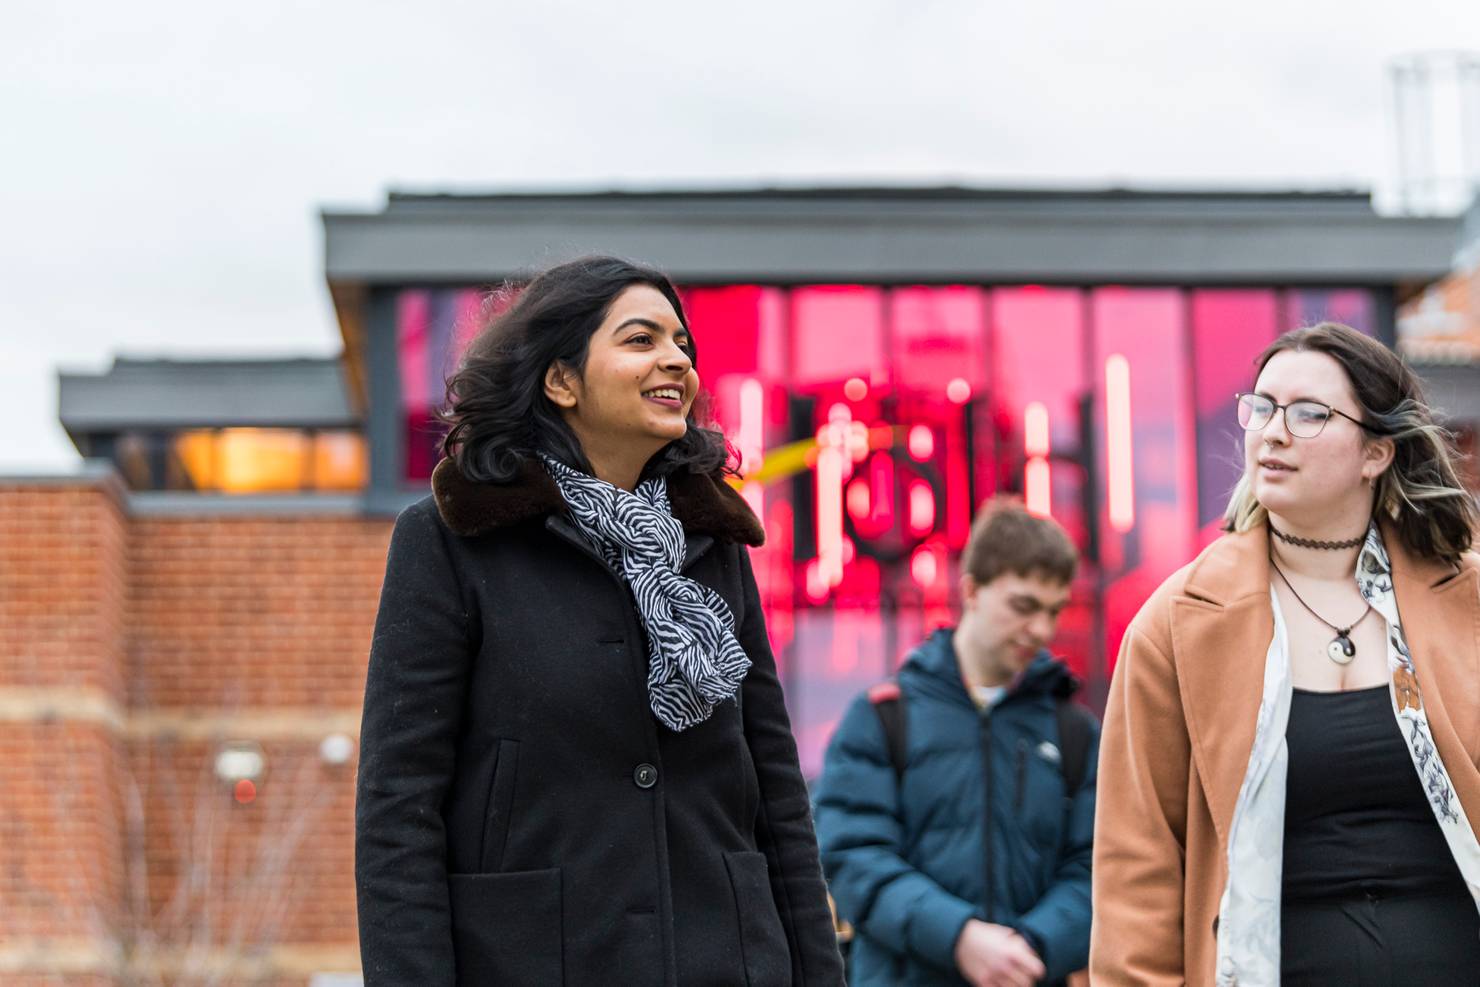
991, 287, 1087, 533
790, 287, 885, 389
1190, 290, 1280, 535
382, 277, 1392, 769
989, 287, 1093, 680
1091, 287, 1194, 673
683, 285, 788, 382
889, 287, 989, 392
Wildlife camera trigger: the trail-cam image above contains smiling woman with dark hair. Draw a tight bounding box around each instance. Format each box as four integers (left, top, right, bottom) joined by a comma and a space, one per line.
355, 256, 844, 986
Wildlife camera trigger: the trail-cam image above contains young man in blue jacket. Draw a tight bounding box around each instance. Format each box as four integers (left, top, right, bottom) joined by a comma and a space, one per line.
815, 500, 1097, 987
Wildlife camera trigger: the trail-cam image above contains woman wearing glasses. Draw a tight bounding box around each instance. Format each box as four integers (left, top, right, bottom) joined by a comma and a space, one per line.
1091, 322, 1480, 985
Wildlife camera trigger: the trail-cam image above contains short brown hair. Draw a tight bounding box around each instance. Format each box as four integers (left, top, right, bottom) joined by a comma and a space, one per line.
961, 497, 1078, 586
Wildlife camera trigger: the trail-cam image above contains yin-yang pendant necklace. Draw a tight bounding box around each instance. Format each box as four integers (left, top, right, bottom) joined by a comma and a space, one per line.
1270, 557, 1373, 665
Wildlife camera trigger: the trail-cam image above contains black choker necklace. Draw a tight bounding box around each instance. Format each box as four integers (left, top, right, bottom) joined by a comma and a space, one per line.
1269, 522, 1364, 551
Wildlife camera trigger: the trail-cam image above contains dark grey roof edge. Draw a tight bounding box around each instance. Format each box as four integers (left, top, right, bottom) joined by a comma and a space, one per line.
322, 185, 1461, 285
373, 183, 1379, 206
60, 355, 346, 372
59, 355, 359, 433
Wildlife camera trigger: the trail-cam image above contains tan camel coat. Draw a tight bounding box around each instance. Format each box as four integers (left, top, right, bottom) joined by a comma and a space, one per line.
1089, 522, 1480, 984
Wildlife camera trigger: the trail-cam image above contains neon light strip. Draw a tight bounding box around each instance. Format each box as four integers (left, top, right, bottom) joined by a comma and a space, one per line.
1105, 354, 1136, 532
1024, 401, 1052, 518
1025, 458, 1052, 517
1024, 402, 1050, 458
816, 445, 844, 588
908, 480, 935, 534
741, 481, 764, 527
738, 378, 765, 475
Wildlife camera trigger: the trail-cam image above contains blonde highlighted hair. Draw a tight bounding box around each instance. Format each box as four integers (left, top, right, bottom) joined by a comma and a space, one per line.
1223, 322, 1477, 564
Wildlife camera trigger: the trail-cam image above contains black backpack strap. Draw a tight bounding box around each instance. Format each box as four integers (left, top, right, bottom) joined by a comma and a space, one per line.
867, 681, 908, 779
1053, 698, 1098, 796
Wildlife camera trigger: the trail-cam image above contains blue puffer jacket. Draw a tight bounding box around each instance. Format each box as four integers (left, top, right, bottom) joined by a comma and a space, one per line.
814, 628, 1097, 986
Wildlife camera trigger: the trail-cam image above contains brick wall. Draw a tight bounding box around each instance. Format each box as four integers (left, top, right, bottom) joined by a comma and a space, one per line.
1, 474, 391, 985
1400, 256, 1480, 356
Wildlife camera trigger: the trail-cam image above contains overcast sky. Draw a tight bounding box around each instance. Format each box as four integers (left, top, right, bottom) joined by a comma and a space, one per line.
3, 1, 1478, 468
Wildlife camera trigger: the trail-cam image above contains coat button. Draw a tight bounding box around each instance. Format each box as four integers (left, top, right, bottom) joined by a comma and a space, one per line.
633, 763, 658, 789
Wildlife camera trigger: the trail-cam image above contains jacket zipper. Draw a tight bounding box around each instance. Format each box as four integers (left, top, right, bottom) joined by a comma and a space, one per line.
1014, 739, 1028, 812
980, 707, 995, 923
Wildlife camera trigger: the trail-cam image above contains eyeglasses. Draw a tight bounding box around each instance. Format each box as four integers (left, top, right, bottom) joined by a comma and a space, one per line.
1234, 392, 1380, 439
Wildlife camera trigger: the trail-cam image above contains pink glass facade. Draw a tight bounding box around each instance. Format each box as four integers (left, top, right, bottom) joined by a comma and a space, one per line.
397, 283, 1382, 776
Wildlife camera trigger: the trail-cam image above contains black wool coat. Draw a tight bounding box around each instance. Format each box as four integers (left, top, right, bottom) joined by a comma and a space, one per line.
355, 459, 844, 987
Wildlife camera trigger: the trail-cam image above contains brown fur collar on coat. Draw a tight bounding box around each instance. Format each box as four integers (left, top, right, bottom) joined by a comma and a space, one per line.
431, 457, 765, 547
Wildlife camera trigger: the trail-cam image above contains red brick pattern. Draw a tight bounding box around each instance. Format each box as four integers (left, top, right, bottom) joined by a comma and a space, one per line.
127, 517, 388, 711
1, 479, 391, 985
0, 484, 127, 698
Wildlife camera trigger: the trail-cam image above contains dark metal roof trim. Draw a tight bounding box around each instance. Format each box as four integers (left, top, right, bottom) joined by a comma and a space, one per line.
59, 357, 359, 434
323, 185, 1461, 285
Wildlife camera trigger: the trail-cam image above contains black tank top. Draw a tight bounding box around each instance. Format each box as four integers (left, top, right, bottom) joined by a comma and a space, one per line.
1282, 685, 1469, 903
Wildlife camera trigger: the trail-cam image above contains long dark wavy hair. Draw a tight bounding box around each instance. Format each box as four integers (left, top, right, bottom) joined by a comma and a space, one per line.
439, 256, 731, 484
1223, 322, 1477, 564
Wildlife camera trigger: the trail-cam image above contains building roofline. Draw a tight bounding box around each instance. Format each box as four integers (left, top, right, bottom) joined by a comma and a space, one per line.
322, 183, 1462, 287
367, 183, 1381, 207
58, 356, 359, 440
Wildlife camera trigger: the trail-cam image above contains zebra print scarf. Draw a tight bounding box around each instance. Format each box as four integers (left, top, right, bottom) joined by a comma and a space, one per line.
541, 456, 751, 731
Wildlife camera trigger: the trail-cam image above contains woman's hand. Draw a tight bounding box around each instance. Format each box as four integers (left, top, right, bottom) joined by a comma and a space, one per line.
953, 919, 1046, 987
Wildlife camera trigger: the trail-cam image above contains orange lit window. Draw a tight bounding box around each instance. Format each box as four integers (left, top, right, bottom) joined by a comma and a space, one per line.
171, 429, 366, 493
313, 431, 368, 491
216, 429, 309, 492
174, 430, 216, 489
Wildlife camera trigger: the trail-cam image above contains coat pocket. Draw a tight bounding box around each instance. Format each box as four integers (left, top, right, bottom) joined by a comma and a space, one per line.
447, 868, 562, 986
479, 738, 520, 872
723, 851, 793, 987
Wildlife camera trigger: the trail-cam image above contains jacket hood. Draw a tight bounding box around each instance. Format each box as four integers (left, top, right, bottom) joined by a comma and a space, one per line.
430, 456, 765, 546
902, 627, 1081, 705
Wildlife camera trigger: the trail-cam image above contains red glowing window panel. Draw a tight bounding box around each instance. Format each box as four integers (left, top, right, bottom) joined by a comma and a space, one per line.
989, 287, 1093, 683
1092, 288, 1195, 564
889, 286, 989, 392
1091, 287, 1194, 673
682, 285, 788, 382
991, 287, 1086, 533
992, 288, 1085, 459
790, 287, 885, 389
1190, 289, 1280, 534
